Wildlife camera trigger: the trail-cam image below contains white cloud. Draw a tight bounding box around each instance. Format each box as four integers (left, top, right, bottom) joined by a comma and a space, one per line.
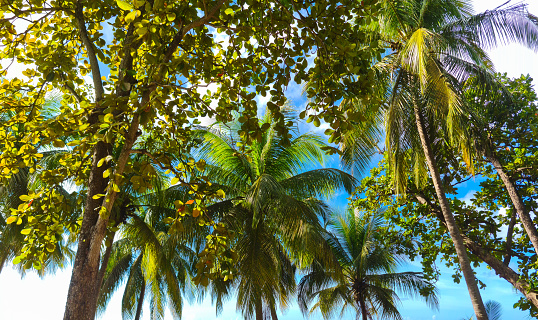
460, 190, 476, 206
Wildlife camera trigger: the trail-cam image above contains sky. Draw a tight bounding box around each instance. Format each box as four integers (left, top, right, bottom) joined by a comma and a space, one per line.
1, 0, 538, 319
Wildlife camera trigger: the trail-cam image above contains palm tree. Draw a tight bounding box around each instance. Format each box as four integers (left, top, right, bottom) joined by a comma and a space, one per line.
298, 209, 438, 320
338, 2, 538, 318
96, 209, 197, 320
196, 110, 357, 320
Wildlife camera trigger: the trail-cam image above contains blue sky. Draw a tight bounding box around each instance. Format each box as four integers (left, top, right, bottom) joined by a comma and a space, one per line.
1, 0, 538, 319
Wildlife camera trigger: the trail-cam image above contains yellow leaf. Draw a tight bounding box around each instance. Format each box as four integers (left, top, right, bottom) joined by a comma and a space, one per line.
46, 243, 56, 252
92, 193, 105, 199
125, 10, 140, 23
136, 26, 148, 36
171, 177, 179, 185
21, 228, 31, 235
192, 208, 201, 218
6, 216, 17, 224
167, 12, 176, 21
117, 0, 134, 11
103, 113, 114, 123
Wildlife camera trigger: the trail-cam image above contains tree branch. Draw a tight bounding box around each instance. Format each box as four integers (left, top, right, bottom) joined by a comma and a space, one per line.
74, 1, 104, 101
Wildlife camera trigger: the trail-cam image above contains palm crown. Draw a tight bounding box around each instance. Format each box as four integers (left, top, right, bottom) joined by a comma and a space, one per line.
195, 109, 357, 320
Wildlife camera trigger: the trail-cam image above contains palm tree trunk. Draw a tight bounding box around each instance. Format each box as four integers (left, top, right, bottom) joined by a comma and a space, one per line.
255, 299, 264, 320
415, 192, 538, 308
486, 153, 538, 256
270, 305, 278, 320
96, 234, 115, 295
414, 105, 488, 320
359, 298, 368, 320
134, 281, 146, 320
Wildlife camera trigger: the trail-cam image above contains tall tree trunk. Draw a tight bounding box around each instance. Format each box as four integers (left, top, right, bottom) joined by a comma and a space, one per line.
64, 99, 141, 320
358, 297, 368, 320
255, 298, 264, 320
134, 281, 146, 320
63, 141, 111, 320
270, 305, 278, 320
415, 193, 538, 308
460, 233, 538, 307
414, 105, 488, 320
486, 153, 538, 256
96, 232, 116, 295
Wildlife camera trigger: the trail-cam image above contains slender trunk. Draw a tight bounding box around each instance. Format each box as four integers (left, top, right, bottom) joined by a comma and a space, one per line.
270, 305, 278, 320
460, 233, 538, 307
134, 280, 146, 320
503, 207, 517, 266
359, 297, 368, 320
487, 154, 538, 256
415, 193, 538, 308
96, 233, 115, 293
414, 105, 488, 320
255, 299, 264, 320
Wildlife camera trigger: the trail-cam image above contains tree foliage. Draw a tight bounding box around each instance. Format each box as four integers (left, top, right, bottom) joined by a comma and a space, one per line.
0, 0, 384, 318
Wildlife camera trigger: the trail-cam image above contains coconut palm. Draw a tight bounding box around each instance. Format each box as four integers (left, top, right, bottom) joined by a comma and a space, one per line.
338, 2, 538, 318
196, 110, 357, 320
96, 207, 197, 320
297, 209, 438, 320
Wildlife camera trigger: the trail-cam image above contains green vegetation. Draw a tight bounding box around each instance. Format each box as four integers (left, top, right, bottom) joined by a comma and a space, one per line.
0, 0, 537, 320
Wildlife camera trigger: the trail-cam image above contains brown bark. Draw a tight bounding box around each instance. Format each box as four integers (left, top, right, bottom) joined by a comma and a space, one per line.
359, 297, 368, 320
414, 105, 488, 320
134, 280, 146, 320
270, 305, 279, 320
414, 193, 538, 308
96, 234, 115, 293
461, 234, 538, 307
486, 153, 538, 256
503, 207, 517, 266
255, 299, 264, 320
63, 141, 111, 320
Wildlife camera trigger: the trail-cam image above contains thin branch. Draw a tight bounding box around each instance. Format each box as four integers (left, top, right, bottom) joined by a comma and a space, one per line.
74, 1, 104, 101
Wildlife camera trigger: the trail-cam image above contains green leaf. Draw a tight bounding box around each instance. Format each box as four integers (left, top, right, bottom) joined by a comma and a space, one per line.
117, 0, 134, 11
